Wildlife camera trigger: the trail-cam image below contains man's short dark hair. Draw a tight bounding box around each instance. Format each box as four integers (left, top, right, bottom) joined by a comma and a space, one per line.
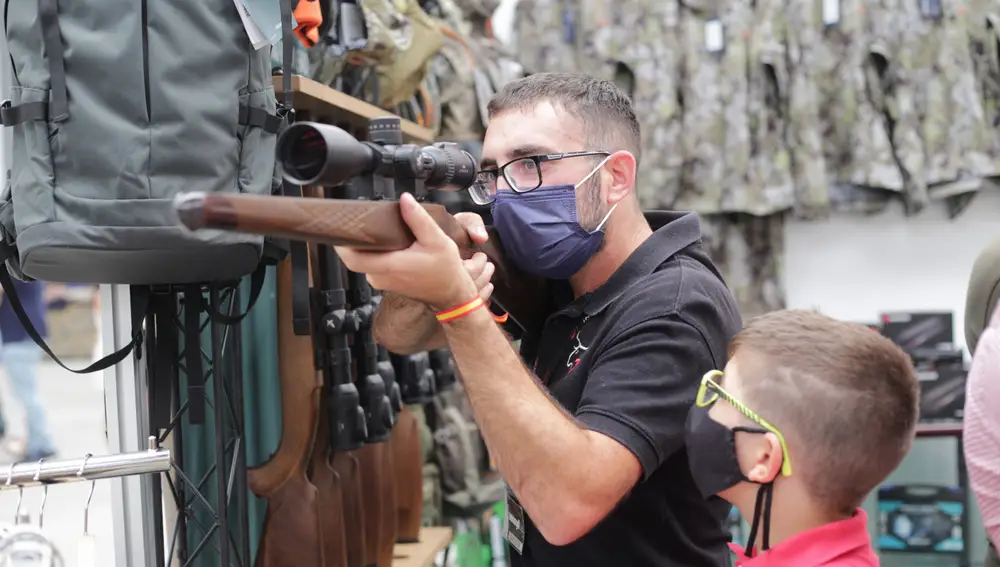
727, 309, 919, 514
487, 72, 642, 163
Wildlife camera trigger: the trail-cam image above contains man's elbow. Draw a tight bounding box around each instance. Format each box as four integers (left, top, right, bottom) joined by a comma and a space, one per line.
534, 497, 609, 547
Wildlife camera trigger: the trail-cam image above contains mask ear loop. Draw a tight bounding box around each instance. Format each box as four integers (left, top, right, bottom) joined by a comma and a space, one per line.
743, 483, 774, 555
575, 154, 626, 234
592, 202, 619, 233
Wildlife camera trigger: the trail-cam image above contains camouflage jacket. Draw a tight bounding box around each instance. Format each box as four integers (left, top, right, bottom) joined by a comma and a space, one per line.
513, 0, 580, 74
779, 0, 830, 218
865, 0, 993, 211
804, 0, 902, 197
585, 0, 685, 210
675, 0, 794, 216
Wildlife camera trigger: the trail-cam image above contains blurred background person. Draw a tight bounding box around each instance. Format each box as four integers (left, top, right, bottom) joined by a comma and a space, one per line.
0, 279, 56, 461
964, 237, 1000, 567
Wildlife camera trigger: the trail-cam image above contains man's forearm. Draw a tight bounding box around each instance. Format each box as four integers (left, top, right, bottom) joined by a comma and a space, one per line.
372, 292, 445, 354
440, 306, 602, 544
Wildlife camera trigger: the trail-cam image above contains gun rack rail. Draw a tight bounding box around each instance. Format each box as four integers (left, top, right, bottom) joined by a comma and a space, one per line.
0, 436, 170, 489
392, 526, 453, 567
273, 75, 435, 145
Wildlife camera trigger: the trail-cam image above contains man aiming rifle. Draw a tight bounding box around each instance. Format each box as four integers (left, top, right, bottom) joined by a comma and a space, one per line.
334, 72, 742, 567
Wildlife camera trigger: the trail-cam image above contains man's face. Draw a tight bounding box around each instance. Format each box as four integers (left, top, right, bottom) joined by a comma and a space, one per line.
480, 101, 606, 230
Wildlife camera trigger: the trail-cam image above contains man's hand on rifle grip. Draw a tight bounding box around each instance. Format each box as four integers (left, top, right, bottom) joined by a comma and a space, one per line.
334, 193, 481, 311
455, 211, 495, 301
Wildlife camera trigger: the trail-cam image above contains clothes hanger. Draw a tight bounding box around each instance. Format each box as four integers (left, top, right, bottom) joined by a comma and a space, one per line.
0, 459, 64, 567
77, 454, 97, 567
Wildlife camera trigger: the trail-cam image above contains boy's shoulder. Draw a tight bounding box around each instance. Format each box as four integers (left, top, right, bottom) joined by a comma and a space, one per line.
731, 509, 879, 567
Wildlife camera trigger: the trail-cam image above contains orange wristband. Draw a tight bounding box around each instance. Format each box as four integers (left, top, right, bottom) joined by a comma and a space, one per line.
435, 296, 486, 323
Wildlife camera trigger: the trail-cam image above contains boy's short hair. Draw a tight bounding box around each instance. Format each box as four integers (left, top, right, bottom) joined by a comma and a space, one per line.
728, 309, 919, 514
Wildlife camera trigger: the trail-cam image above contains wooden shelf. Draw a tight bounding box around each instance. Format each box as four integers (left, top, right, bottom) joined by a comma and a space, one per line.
273, 75, 435, 145
392, 526, 454, 567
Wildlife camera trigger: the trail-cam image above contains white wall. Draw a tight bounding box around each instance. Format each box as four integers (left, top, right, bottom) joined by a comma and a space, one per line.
784, 188, 1000, 355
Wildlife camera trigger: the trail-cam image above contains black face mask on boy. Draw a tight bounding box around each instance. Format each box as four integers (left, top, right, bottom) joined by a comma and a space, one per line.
684, 404, 776, 554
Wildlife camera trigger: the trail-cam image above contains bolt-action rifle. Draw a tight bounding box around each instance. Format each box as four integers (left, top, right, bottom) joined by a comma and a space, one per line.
173, 118, 549, 338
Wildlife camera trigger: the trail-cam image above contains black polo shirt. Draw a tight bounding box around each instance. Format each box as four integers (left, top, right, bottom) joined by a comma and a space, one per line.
501, 211, 742, 567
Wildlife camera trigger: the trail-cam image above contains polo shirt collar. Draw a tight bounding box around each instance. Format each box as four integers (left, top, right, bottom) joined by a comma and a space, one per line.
560, 210, 702, 318
730, 508, 874, 567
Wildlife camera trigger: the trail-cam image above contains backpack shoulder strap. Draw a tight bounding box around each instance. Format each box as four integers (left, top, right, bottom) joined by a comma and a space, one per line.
0, 269, 147, 374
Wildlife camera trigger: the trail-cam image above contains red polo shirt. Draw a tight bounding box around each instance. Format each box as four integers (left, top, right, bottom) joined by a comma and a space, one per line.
730, 508, 879, 567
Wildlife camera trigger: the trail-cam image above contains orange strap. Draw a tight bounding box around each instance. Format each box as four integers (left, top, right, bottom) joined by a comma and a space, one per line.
435, 296, 486, 324
293, 0, 322, 47
486, 300, 509, 324
439, 26, 477, 67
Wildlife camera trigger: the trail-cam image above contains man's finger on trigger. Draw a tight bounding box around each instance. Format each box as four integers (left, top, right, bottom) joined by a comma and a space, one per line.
463, 258, 484, 277
473, 268, 491, 288
467, 253, 487, 271
456, 212, 488, 243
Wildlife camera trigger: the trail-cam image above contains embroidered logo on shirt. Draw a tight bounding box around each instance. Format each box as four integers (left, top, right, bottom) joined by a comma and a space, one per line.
566, 329, 590, 373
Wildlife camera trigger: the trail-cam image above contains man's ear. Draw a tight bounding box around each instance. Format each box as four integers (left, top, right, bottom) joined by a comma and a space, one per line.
603, 150, 637, 205
743, 432, 784, 484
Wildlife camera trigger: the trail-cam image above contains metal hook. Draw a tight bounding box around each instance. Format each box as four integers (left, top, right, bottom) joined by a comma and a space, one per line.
6, 462, 21, 524
77, 453, 95, 535
33, 458, 46, 529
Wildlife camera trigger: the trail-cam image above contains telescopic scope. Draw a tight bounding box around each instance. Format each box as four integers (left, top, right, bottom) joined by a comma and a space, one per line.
277, 118, 478, 191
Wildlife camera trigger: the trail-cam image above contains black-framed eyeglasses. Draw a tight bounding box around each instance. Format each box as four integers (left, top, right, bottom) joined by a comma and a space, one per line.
469, 151, 610, 205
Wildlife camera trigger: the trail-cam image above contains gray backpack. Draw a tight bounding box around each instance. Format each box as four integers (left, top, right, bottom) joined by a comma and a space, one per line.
0, 0, 283, 286
0, 0, 303, 373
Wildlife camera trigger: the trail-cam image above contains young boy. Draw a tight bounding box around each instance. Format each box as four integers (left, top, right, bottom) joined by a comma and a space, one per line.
684, 309, 919, 566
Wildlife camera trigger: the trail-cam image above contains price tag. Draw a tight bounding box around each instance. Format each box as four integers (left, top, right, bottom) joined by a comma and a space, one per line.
704, 19, 724, 54
77, 534, 97, 567
822, 0, 841, 25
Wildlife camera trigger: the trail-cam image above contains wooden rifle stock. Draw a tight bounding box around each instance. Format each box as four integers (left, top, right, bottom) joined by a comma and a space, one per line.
310, 414, 349, 567
248, 258, 325, 567
174, 192, 548, 336
332, 452, 365, 567
303, 248, 350, 567
391, 405, 423, 543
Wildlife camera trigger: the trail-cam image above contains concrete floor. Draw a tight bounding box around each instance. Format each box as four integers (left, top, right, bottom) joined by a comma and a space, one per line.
0, 362, 115, 566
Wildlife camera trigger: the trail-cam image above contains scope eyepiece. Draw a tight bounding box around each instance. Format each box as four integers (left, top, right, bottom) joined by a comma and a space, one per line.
416, 143, 478, 192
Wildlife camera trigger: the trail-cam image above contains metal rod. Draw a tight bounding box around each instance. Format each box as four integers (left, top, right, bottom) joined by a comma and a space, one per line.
211, 285, 231, 567
0, 436, 170, 490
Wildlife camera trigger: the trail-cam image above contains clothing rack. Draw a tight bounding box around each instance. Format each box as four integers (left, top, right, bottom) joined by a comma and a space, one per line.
0, 436, 170, 489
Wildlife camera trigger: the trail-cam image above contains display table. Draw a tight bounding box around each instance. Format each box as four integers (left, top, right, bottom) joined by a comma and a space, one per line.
392, 526, 454, 567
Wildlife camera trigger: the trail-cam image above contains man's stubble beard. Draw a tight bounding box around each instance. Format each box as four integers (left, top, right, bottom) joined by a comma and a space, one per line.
578, 175, 609, 233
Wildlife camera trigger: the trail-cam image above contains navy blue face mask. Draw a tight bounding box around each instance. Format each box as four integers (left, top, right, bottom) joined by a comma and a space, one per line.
490, 158, 617, 279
